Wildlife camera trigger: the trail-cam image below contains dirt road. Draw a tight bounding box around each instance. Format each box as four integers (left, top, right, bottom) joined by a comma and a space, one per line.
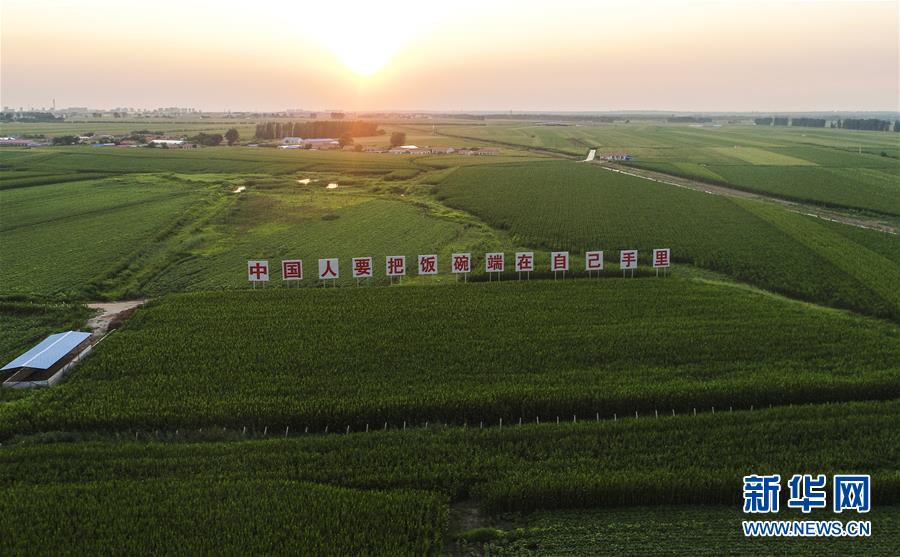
87, 300, 148, 336
596, 162, 899, 235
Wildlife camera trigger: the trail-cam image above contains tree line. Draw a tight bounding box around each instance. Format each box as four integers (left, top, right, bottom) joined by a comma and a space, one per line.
838, 119, 897, 132
755, 116, 898, 131
254, 121, 380, 140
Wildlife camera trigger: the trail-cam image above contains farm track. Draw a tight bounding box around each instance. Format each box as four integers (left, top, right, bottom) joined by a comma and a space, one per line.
87, 300, 148, 336
597, 162, 900, 235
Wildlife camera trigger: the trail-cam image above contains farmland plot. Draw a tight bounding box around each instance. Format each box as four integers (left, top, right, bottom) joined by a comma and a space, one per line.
0, 480, 446, 557
1, 280, 897, 437
3, 401, 898, 505
436, 161, 900, 320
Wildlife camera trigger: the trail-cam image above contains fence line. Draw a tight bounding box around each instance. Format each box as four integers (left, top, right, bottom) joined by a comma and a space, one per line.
10, 403, 782, 446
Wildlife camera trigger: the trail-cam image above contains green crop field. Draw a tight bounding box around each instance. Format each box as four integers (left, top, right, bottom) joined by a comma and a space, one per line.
1, 399, 897, 554
0, 119, 260, 139
437, 161, 900, 321
2, 279, 898, 438
0, 479, 446, 556
1, 124, 898, 555
424, 121, 900, 215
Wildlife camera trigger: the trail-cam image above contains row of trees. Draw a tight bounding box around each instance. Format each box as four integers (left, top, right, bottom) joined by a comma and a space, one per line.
667, 116, 712, 123
839, 119, 897, 132
754, 117, 898, 131
790, 117, 827, 128
1, 111, 64, 123
254, 121, 379, 140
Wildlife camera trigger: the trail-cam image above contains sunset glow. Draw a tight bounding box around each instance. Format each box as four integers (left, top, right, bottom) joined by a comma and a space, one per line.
1, 0, 897, 110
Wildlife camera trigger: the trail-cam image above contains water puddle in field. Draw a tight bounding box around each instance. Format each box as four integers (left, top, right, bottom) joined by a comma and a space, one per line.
232, 186, 246, 193
326, 183, 339, 190
297, 178, 312, 184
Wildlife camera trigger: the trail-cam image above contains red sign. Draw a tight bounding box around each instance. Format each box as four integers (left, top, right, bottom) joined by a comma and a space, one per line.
653, 248, 671, 268
247, 260, 269, 282
282, 259, 303, 280
485, 252, 504, 272
418, 255, 438, 275
318, 258, 339, 279
585, 251, 604, 271
515, 252, 534, 272
352, 257, 373, 278
452, 253, 471, 273
551, 251, 569, 272
386, 256, 406, 277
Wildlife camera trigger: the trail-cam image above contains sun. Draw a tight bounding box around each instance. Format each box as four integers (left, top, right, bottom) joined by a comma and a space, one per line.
328, 41, 399, 77
298, 4, 449, 78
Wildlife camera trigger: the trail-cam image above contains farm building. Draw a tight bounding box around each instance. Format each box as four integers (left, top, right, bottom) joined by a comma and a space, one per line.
456, 147, 500, 156
282, 137, 305, 144
389, 145, 432, 155
602, 152, 633, 161
149, 139, 196, 149
0, 138, 40, 147
429, 146, 456, 154
305, 138, 340, 150
2, 331, 93, 389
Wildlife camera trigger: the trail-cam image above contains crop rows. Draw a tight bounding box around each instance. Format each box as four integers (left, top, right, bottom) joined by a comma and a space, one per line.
0, 175, 213, 297
2, 400, 897, 514
1, 280, 897, 438
627, 160, 900, 215
436, 161, 900, 320
0, 479, 446, 556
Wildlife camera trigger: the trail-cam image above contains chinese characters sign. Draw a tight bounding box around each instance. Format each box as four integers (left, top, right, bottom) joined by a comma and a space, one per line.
386, 256, 406, 277
249, 249, 671, 283
281, 260, 302, 281
247, 260, 269, 282
318, 258, 339, 280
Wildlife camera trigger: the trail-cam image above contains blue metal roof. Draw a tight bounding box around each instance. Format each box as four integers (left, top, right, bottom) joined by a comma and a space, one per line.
2, 331, 92, 371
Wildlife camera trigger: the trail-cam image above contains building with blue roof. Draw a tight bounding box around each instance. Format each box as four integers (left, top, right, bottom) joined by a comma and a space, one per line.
2, 331, 93, 389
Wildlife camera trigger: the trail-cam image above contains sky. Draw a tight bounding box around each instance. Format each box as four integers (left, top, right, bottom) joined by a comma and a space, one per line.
2, 0, 898, 112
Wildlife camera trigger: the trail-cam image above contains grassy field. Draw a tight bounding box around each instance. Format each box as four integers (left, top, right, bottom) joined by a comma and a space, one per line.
436, 161, 900, 321
0, 148, 539, 299
423, 121, 900, 214
1, 280, 897, 438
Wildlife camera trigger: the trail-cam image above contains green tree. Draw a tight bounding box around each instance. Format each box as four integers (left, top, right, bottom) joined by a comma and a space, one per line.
193, 133, 223, 146
390, 131, 406, 147
225, 128, 240, 146
338, 133, 354, 148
